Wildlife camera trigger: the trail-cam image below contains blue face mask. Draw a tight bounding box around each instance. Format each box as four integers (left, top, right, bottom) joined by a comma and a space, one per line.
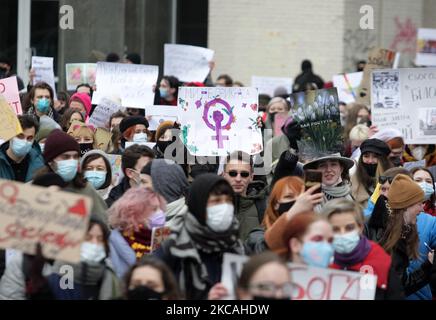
159, 87, 169, 99
133, 133, 148, 143
332, 230, 360, 254
55, 159, 78, 182
301, 241, 334, 268
419, 182, 434, 201
36, 98, 50, 113
84, 170, 107, 189
11, 137, 33, 158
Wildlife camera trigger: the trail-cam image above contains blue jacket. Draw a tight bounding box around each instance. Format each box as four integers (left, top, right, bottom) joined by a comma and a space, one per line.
406, 213, 436, 300
0, 143, 45, 182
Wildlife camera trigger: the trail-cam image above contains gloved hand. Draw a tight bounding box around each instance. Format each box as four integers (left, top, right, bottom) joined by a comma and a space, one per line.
283, 121, 302, 151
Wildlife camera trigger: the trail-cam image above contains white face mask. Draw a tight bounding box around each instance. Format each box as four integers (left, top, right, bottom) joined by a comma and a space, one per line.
411, 146, 427, 160
80, 242, 106, 263
206, 203, 234, 233
133, 133, 148, 143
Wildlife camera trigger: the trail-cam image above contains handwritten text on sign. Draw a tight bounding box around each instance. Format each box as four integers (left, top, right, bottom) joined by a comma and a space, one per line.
0, 179, 92, 263
0, 76, 23, 114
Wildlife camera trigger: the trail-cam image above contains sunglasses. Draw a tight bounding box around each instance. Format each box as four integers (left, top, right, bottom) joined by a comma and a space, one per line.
379, 176, 394, 184
227, 170, 250, 178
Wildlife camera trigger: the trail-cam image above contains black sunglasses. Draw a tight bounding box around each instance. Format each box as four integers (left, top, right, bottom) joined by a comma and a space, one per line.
379, 176, 394, 184
227, 170, 250, 178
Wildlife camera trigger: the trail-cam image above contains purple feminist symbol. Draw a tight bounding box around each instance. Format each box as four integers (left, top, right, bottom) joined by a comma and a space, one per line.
202, 98, 233, 149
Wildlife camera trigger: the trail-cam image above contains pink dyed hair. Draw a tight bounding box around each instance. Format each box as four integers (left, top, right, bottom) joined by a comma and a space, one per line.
108, 187, 166, 232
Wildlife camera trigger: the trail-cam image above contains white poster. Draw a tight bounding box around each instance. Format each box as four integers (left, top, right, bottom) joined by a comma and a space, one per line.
371, 67, 436, 144
178, 87, 263, 156
251, 76, 293, 97
88, 98, 123, 129
416, 28, 436, 66
92, 62, 159, 108
145, 105, 181, 131
332, 72, 363, 103
164, 44, 214, 83
31, 56, 57, 100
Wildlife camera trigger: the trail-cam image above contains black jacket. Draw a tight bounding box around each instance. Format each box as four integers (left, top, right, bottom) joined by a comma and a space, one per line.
105, 177, 131, 208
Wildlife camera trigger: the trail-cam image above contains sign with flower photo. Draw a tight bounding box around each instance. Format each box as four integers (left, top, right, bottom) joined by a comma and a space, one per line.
289, 88, 343, 161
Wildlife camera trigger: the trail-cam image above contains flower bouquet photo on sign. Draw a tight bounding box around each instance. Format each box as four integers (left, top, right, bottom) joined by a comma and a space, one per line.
289, 88, 343, 162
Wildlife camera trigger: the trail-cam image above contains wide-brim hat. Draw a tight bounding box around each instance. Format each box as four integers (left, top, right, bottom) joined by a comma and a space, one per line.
303, 153, 355, 171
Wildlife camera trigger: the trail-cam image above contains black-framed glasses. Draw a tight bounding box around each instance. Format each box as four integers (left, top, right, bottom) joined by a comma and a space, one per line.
379, 176, 394, 184
227, 170, 250, 178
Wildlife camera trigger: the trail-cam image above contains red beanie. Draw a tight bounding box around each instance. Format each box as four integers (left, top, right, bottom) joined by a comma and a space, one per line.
69, 92, 92, 117
43, 129, 80, 163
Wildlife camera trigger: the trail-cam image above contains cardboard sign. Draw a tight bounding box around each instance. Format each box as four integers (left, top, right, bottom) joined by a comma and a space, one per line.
289, 88, 343, 161
332, 72, 363, 104
164, 44, 214, 83
0, 179, 93, 263
66, 63, 97, 90
92, 62, 159, 108
371, 67, 436, 144
150, 226, 171, 252
94, 127, 112, 152
416, 28, 436, 66
0, 76, 23, 114
178, 87, 263, 156
356, 48, 396, 106
221, 253, 377, 300
31, 56, 57, 100
251, 76, 293, 97
88, 98, 123, 129
0, 96, 23, 141
145, 105, 181, 131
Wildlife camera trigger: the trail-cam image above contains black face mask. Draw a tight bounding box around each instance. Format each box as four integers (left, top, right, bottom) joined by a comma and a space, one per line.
390, 157, 402, 167
277, 200, 296, 215
157, 140, 172, 154
127, 285, 163, 300
362, 162, 377, 177
79, 143, 93, 156
253, 295, 291, 301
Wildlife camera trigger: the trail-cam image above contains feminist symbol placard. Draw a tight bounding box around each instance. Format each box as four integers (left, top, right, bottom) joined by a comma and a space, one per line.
202, 98, 234, 149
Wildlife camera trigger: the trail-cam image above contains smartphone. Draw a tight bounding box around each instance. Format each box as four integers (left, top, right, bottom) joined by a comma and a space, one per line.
304, 170, 322, 194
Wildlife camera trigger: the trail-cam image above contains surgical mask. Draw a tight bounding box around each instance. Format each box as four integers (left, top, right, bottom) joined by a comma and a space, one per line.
159, 87, 169, 99
362, 162, 377, 177
39, 143, 45, 153
127, 286, 163, 300
80, 242, 106, 263
79, 143, 93, 156
84, 170, 107, 189
206, 203, 234, 233
133, 132, 148, 143
55, 159, 78, 182
36, 98, 50, 113
419, 182, 434, 201
11, 137, 33, 158
332, 230, 360, 254
277, 200, 296, 215
411, 146, 427, 161
149, 210, 166, 228
300, 241, 334, 268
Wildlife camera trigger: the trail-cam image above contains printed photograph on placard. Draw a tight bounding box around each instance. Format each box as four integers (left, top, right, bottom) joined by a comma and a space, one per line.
372, 70, 400, 109
418, 108, 436, 137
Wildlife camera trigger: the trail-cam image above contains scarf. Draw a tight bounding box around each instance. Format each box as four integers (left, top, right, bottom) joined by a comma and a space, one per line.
323, 182, 352, 200
168, 212, 244, 294
333, 236, 372, 268
122, 226, 152, 259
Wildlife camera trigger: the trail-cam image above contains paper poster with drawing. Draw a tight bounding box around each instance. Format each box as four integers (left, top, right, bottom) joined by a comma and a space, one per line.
251, 76, 293, 97
178, 87, 262, 156
145, 105, 181, 131
0, 76, 23, 114
332, 72, 363, 104
106, 154, 124, 187
66, 63, 97, 90
371, 67, 436, 144
288, 88, 343, 162
416, 28, 436, 66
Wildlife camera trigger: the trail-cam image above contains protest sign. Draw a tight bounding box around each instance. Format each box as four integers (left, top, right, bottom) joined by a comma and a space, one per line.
403, 159, 426, 171
332, 72, 363, 103
150, 226, 171, 252
178, 87, 263, 156
0, 96, 23, 141
0, 179, 92, 263
164, 44, 214, 83
288, 88, 343, 162
221, 253, 377, 300
125, 142, 156, 150
94, 127, 112, 152
371, 67, 436, 144
66, 63, 97, 90
251, 76, 293, 97
416, 28, 436, 66
356, 48, 396, 106
145, 105, 181, 131
106, 154, 123, 187
92, 62, 159, 108
31, 56, 57, 100
0, 76, 23, 114
88, 98, 122, 129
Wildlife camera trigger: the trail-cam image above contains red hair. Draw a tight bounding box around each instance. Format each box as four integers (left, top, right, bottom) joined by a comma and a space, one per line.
263, 176, 304, 229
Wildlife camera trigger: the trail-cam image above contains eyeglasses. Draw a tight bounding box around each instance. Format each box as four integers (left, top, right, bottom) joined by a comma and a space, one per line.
227, 170, 250, 178
379, 176, 393, 184
248, 281, 294, 298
